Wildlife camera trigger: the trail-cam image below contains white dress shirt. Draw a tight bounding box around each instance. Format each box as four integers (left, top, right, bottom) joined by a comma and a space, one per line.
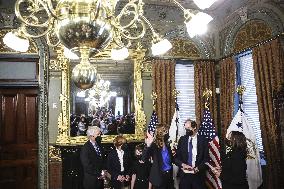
188, 134, 198, 167
116, 148, 125, 172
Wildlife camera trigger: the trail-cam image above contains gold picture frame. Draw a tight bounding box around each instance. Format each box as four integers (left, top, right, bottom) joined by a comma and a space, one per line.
55, 45, 147, 144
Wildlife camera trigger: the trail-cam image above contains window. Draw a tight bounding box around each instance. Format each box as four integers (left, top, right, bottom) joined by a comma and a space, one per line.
175, 62, 195, 136
115, 97, 123, 116
236, 50, 264, 153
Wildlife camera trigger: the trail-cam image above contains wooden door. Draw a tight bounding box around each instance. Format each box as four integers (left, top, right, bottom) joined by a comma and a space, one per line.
0, 88, 38, 189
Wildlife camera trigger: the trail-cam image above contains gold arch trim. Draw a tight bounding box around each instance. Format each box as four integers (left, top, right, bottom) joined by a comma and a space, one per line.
165, 38, 201, 58
233, 20, 272, 52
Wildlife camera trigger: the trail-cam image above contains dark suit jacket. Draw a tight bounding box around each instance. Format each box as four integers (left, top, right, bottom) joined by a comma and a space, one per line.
142, 142, 174, 187
80, 140, 104, 189
107, 148, 131, 180
175, 135, 209, 175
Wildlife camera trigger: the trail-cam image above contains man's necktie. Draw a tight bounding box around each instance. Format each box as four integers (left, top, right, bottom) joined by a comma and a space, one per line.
188, 138, 193, 166
94, 144, 102, 156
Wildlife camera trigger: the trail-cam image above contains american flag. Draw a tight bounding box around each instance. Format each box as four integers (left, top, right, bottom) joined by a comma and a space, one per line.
198, 108, 222, 189
148, 111, 158, 135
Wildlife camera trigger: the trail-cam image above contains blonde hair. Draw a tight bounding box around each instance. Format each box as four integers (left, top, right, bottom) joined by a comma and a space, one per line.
155, 124, 168, 148
113, 135, 127, 147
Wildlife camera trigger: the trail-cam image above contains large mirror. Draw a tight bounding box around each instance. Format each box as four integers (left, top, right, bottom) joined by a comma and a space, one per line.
70, 60, 135, 136
55, 47, 147, 144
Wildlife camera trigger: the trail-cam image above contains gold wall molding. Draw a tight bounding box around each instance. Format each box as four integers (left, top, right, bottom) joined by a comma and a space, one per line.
142, 61, 153, 72
56, 46, 71, 144
49, 59, 61, 71
0, 29, 38, 54
49, 145, 62, 162
233, 20, 272, 52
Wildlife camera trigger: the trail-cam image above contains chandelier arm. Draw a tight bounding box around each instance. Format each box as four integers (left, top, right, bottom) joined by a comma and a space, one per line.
172, 0, 194, 20
20, 18, 55, 38
112, 31, 132, 48
113, 4, 140, 30
46, 29, 60, 47
15, 0, 53, 28
172, 0, 186, 11
45, 0, 60, 20
118, 19, 146, 40
115, 11, 139, 30
140, 15, 159, 39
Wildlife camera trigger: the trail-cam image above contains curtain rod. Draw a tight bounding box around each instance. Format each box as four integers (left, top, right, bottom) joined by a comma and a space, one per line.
145, 33, 283, 63
144, 56, 215, 62
217, 33, 283, 61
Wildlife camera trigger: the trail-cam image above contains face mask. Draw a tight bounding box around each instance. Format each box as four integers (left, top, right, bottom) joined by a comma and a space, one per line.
225, 138, 231, 146
121, 144, 128, 151
136, 154, 142, 160
95, 136, 102, 144
186, 129, 194, 136
163, 133, 170, 142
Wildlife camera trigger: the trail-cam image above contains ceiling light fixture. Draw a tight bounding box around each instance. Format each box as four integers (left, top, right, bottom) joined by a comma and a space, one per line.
3, 0, 215, 89
3, 30, 29, 52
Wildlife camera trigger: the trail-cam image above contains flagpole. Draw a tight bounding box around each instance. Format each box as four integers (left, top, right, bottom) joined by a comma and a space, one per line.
173, 88, 180, 143
236, 85, 246, 111
203, 88, 212, 109
151, 91, 157, 111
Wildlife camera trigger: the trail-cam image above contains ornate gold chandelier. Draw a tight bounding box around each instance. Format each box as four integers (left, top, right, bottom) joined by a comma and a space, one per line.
3, 0, 216, 89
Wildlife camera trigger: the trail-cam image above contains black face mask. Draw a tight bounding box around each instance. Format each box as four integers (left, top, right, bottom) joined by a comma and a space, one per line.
95, 136, 102, 144
163, 133, 170, 142
186, 129, 194, 136
136, 155, 142, 160
121, 144, 128, 151
225, 138, 231, 146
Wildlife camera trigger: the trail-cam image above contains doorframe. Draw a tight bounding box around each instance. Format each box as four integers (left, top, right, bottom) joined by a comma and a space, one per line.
36, 37, 50, 189
0, 30, 50, 189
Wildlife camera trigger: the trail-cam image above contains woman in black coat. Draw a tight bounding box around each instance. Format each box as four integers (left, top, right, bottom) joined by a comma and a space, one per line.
130, 144, 151, 189
220, 131, 249, 189
107, 135, 131, 189
142, 124, 174, 189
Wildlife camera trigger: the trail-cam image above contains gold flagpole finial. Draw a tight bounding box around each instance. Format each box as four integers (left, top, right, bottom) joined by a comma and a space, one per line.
151, 91, 157, 110
173, 88, 180, 99
202, 88, 212, 109
236, 85, 246, 95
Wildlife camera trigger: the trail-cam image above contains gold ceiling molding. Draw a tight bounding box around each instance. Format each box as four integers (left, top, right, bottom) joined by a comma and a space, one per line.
0, 29, 38, 54
233, 20, 272, 52
142, 61, 153, 72
49, 59, 61, 71
165, 38, 201, 58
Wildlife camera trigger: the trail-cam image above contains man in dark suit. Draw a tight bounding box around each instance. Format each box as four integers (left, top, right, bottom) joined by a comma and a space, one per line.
80, 126, 105, 189
175, 119, 209, 189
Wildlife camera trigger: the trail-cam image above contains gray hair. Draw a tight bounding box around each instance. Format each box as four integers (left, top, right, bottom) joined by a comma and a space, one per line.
86, 126, 101, 138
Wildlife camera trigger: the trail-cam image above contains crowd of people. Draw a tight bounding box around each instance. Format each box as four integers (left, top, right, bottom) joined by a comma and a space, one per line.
80, 118, 249, 189
70, 108, 135, 136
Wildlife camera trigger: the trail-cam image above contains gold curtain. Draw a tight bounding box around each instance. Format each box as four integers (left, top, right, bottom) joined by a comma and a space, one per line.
152, 59, 176, 127
194, 61, 217, 128
252, 38, 284, 189
219, 57, 236, 140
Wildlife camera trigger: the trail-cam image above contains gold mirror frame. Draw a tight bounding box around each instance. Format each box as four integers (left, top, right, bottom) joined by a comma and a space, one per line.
55, 46, 147, 144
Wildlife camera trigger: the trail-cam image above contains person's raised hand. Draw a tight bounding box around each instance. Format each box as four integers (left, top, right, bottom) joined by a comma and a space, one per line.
145, 132, 154, 147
